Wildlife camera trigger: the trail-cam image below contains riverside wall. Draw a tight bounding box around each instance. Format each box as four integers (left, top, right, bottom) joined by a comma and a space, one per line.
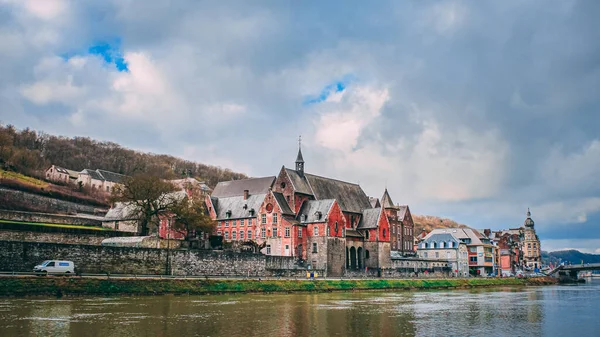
0, 240, 309, 277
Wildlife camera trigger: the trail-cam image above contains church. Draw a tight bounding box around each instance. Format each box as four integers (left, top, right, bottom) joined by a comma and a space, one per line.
206, 143, 415, 276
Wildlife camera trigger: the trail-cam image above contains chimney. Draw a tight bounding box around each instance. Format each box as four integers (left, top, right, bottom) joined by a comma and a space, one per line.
484, 229, 491, 237
243, 189, 249, 200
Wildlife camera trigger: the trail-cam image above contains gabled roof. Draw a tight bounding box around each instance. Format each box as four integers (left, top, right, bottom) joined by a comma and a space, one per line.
422, 232, 460, 244
345, 228, 363, 238
369, 197, 380, 208
297, 199, 335, 223
213, 193, 266, 220
396, 205, 408, 219
284, 168, 313, 195
430, 228, 488, 245
104, 202, 140, 221
212, 176, 275, 198
284, 167, 371, 213
273, 192, 294, 215
97, 169, 127, 184
81, 169, 104, 181
65, 169, 80, 179
358, 208, 381, 229
381, 189, 395, 209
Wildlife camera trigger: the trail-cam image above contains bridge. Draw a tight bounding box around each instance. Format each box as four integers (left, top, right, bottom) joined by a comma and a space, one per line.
547, 263, 600, 282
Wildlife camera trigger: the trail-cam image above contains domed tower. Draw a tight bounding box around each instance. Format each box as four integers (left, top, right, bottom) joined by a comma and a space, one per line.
524, 208, 535, 228
522, 208, 541, 270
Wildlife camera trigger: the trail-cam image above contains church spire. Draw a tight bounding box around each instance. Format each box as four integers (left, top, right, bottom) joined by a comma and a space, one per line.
296, 135, 304, 176
524, 208, 535, 228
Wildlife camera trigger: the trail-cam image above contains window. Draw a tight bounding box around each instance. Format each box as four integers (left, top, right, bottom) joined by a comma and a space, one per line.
217, 222, 222, 228
365, 250, 370, 259
240, 219, 245, 227
314, 226, 319, 236
217, 231, 222, 235
301, 214, 307, 222
261, 214, 267, 224
312, 242, 318, 253
232, 231, 237, 240
248, 218, 253, 226
266, 245, 271, 255
326, 226, 330, 236
115, 221, 119, 230
435, 252, 439, 258
239, 231, 244, 240
226, 211, 231, 219
366, 231, 370, 240
469, 246, 477, 253
335, 221, 339, 233
106, 186, 110, 192
273, 226, 278, 237
280, 182, 286, 189
392, 226, 395, 234
59, 262, 70, 267
298, 228, 302, 238
383, 229, 387, 238
261, 227, 266, 238
224, 232, 229, 240
273, 213, 278, 224
424, 252, 428, 258
232, 220, 237, 227
470, 256, 477, 262
285, 227, 290, 238
247, 230, 252, 239
225, 221, 229, 227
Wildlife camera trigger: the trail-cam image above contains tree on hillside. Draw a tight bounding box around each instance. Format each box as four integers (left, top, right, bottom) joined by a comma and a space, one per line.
112, 175, 216, 239
171, 188, 215, 240
112, 175, 180, 236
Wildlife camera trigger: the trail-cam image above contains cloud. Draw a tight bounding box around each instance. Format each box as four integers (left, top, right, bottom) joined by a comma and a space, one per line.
1, 0, 600, 250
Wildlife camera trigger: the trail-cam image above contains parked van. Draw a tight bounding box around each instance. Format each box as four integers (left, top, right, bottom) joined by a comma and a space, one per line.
33, 260, 75, 274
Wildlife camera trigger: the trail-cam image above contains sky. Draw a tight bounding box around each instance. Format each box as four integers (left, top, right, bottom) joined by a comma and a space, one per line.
0, 0, 599, 252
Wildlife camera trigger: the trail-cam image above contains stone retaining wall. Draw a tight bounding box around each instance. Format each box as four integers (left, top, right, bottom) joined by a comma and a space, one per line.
0, 209, 103, 226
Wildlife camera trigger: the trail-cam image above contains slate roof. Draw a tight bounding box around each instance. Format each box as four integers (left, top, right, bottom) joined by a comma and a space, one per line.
297, 199, 335, 223
273, 192, 294, 215
213, 193, 265, 220
357, 208, 381, 229
284, 168, 371, 213
430, 228, 489, 246
381, 189, 395, 208
97, 169, 127, 184
284, 168, 313, 195
82, 169, 104, 181
369, 197, 380, 208
212, 176, 275, 198
345, 229, 363, 238
422, 232, 459, 245
396, 205, 408, 220
65, 169, 80, 179
104, 191, 187, 221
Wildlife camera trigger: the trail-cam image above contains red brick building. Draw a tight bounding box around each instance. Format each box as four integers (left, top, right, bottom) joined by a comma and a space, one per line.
207, 144, 415, 276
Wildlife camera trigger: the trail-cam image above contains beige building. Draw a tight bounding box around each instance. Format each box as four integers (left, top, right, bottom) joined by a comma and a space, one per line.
522, 209, 541, 270
77, 169, 127, 193
45, 165, 80, 185
417, 230, 470, 277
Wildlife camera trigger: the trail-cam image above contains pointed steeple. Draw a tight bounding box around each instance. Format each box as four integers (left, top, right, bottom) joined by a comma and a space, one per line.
296, 135, 304, 176
381, 188, 395, 209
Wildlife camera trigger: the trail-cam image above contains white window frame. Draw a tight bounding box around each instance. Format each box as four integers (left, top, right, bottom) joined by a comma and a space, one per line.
314, 226, 319, 236
261, 214, 266, 224
273, 213, 278, 224
285, 227, 290, 238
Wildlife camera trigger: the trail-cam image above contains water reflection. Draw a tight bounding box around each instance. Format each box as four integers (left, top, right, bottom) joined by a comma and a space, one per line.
2, 281, 600, 336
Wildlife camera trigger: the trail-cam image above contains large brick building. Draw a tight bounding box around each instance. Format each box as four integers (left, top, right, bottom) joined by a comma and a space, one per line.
208, 144, 416, 276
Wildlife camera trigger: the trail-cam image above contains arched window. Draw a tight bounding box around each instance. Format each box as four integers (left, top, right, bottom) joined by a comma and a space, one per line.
365, 250, 370, 259
366, 231, 370, 240
383, 229, 387, 238
432, 241, 437, 249
335, 221, 339, 233
440, 242, 445, 248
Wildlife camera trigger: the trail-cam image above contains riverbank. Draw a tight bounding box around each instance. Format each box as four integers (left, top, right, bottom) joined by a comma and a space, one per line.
0, 276, 558, 297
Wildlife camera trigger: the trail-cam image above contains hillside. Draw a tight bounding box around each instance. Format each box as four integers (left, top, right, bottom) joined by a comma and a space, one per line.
542, 250, 600, 266
0, 124, 247, 187
412, 214, 468, 235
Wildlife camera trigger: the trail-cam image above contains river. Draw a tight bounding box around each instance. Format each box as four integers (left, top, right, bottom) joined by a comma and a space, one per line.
1, 279, 599, 336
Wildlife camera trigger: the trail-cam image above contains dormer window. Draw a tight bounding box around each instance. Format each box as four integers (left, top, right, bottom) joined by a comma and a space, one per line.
301, 214, 307, 222
249, 209, 255, 216
315, 211, 322, 220
225, 210, 232, 219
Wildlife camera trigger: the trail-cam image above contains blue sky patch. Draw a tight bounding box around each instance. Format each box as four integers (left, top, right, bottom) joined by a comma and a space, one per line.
62, 39, 129, 72
303, 75, 355, 105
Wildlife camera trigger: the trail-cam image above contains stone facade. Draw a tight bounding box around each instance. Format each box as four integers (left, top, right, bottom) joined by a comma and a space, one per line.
0, 230, 108, 245
0, 209, 103, 227
0, 240, 310, 277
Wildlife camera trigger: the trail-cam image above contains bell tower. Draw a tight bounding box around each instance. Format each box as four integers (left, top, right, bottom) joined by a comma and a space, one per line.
296, 135, 304, 177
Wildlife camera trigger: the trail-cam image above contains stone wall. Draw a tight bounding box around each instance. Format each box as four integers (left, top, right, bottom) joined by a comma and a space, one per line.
0, 240, 307, 277
0, 188, 104, 215
0, 209, 103, 226
0, 230, 107, 245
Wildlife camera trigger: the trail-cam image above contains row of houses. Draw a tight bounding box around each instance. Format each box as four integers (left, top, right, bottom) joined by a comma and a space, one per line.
414, 210, 542, 277
45, 165, 127, 193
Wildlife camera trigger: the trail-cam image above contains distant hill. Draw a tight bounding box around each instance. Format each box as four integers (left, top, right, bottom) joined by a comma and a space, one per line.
0, 124, 247, 187
542, 250, 600, 266
412, 214, 468, 235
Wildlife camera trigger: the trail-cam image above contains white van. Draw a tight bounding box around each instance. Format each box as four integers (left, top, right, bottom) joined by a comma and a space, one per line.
33, 260, 75, 274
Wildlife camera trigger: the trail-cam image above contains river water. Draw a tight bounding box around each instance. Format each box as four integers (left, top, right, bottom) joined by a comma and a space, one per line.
1, 279, 599, 336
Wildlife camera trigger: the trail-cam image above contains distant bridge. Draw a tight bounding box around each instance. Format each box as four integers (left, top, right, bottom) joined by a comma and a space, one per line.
547, 263, 600, 282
